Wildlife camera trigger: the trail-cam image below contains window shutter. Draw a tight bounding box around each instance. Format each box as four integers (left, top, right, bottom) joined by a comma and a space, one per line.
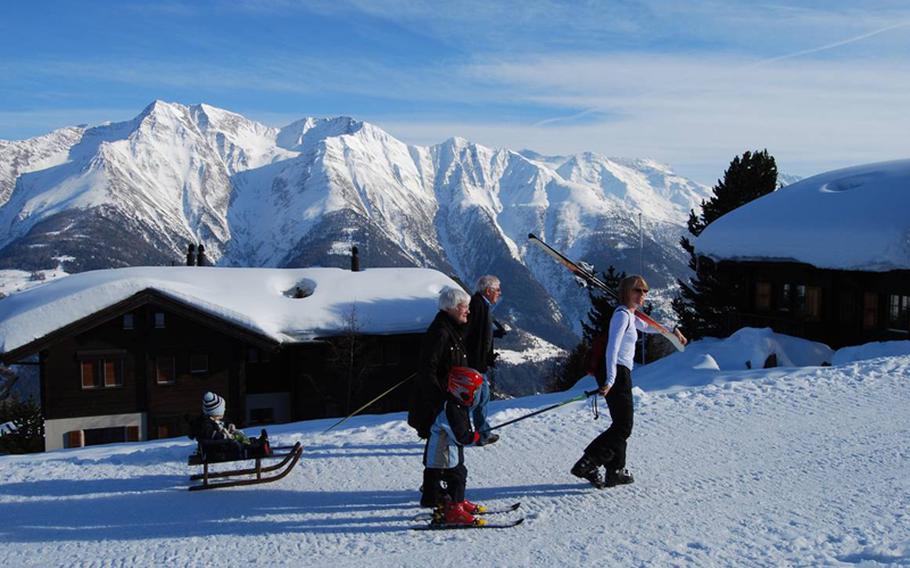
66, 430, 84, 448
81, 361, 96, 389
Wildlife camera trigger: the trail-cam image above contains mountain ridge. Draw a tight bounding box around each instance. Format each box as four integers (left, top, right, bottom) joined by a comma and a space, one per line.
0, 100, 712, 356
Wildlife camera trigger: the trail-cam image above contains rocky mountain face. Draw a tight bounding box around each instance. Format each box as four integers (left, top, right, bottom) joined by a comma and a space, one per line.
0, 101, 711, 369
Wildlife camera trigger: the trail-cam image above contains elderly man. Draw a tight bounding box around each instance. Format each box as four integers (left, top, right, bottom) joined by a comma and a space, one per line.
408, 286, 471, 507
465, 275, 504, 446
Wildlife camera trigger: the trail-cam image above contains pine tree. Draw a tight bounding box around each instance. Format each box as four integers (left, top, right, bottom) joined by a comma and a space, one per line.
673, 150, 778, 338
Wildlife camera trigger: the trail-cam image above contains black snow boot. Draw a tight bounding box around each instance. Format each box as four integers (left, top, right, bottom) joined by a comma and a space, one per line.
604, 468, 634, 487
570, 455, 605, 489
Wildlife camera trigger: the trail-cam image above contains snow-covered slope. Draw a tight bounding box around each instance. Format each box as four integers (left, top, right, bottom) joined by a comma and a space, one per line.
1, 335, 906, 566
0, 125, 85, 206
0, 101, 712, 355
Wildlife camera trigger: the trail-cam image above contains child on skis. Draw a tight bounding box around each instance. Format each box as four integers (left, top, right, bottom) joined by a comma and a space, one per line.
422, 366, 486, 526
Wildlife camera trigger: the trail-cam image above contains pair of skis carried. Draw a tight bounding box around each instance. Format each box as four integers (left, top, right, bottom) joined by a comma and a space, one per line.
528, 233, 686, 352
411, 502, 524, 531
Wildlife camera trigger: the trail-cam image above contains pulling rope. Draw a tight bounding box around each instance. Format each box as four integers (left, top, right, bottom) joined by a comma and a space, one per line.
322, 372, 416, 434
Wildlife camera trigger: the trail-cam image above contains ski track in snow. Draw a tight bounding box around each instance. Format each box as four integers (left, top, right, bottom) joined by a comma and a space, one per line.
1, 358, 908, 567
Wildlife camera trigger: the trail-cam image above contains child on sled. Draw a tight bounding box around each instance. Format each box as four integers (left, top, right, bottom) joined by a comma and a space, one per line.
190, 392, 271, 460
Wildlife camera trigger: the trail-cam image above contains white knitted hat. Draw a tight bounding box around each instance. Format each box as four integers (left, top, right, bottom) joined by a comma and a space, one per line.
202, 392, 225, 417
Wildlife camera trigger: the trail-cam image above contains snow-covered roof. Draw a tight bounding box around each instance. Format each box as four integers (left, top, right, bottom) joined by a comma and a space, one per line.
0, 266, 459, 355
696, 159, 910, 271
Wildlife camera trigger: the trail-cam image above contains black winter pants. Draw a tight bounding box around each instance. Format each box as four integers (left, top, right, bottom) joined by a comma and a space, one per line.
422, 464, 467, 504
584, 365, 633, 470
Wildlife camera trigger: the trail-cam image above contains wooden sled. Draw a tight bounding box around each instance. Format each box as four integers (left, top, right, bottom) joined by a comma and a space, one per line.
188, 441, 303, 491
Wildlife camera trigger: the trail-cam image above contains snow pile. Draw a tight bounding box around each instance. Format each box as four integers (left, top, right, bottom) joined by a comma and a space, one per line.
0, 266, 458, 353
696, 159, 910, 271
634, 327, 833, 392
832, 340, 910, 365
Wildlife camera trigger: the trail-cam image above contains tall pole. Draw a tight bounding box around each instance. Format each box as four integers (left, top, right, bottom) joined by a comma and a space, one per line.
639, 212, 646, 365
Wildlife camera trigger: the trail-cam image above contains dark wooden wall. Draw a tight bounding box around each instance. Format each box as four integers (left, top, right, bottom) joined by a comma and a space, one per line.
717, 261, 910, 348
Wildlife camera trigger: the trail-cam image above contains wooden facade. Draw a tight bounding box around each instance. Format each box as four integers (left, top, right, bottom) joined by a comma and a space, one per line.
715, 260, 910, 348
2, 290, 423, 451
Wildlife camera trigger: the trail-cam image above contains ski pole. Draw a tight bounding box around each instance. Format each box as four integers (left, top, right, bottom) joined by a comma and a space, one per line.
322, 372, 416, 433
484, 389, 600, 432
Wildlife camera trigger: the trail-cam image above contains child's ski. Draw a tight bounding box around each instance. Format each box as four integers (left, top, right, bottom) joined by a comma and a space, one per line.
412, 518, 525, 531
527, 233, 685, 352
413, 502, 521, 521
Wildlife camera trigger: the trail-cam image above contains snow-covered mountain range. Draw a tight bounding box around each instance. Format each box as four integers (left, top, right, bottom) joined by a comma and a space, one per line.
0, 101, 711, 353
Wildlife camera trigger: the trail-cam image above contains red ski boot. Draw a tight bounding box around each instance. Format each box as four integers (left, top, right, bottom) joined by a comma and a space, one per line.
461, 499, 487, 515
443, 501, 485, 526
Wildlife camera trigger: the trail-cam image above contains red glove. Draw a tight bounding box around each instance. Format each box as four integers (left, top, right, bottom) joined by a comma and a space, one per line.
472, 432, 481, 444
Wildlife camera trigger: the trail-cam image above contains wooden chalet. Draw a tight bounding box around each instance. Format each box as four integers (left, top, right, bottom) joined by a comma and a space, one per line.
0, 266, 454, 451
696, 160, 910, 349
710, 260, 909, 348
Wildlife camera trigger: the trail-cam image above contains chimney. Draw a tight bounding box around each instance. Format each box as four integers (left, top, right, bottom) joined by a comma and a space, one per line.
351, 246, 360, 272
186, 244, 196, 266
196, 244, 207, 267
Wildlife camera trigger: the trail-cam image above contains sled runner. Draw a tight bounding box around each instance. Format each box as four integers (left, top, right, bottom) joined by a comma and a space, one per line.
187, 440, 303, 491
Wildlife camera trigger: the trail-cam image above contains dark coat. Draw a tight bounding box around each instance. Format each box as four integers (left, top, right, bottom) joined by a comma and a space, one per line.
408, 310, 468, 438
465, 292, 494, 373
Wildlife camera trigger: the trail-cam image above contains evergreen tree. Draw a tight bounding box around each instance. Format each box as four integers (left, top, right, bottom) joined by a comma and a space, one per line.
0, 396, 44, 454
673, 150, 778, 338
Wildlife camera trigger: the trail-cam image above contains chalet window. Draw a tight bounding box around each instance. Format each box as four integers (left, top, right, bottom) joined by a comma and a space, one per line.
804, 286, 821, 320
65, 430, 85, 448
190, 353, 209, 375
863, 293, 878, 329
779, 284, 792, 312
103, 360, 122, 387
83, 426, 127, 446
888, 294, 910, 331
156, 355, 176, 385
795, 285, 807, 313
123, 313, 134, 330
755, 282, 772, 311
81, 360, 97, 389
80, 357, 123, 389
154, 312, 166, 329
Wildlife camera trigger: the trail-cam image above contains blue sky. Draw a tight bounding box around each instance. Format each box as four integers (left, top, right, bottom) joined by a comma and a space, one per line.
1, 0, 908, 183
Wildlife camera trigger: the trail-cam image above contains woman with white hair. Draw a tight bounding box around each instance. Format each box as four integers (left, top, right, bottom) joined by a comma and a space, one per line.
408, 286, 472, 507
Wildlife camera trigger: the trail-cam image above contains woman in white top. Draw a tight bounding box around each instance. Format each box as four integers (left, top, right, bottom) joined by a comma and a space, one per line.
570, 275, 687, 488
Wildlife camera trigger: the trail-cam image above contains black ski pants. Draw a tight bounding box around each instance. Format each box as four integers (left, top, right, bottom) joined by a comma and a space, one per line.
422, 464, 467, 504
584, 365, 633, 470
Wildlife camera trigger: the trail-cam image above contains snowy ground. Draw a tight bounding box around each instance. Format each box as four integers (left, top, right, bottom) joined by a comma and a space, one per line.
1, 336, 908, 567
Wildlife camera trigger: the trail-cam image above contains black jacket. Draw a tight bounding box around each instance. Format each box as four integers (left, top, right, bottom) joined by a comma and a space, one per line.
465, 292, 494, 373
408, 310, 468, 438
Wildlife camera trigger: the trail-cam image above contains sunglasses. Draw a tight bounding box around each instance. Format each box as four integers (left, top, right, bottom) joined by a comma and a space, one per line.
633, 288, 649, 294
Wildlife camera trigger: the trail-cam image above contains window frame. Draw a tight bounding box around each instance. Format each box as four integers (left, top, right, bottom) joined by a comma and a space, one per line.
80, 356, 124, 390
755, 282, 772, 311
155, 355, 177, 385
887, 294, 910, 332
